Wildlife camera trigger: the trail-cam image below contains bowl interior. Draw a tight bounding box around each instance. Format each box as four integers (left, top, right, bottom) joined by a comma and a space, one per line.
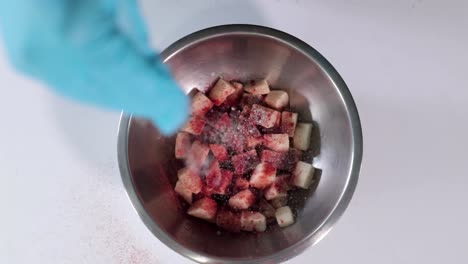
122, 27, 359, 262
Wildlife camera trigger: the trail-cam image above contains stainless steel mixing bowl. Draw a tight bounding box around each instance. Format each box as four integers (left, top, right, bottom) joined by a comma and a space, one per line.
117, 25, 362, 263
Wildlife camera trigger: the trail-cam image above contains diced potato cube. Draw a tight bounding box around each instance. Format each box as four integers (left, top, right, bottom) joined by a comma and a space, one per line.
264, 175, 290, 200
270, 196, 288, 208
250, 104, 281, 128
187, 197, 218, 222
281, 112, 298, 137
182, 117, 206, 135
240, 211, 267, 232
216, 210, 241, 232
229, 189, 256, 209
191, 91, 214, 117
292, 161, 315, 189
209, 144, 229, 161
224, 81, 244, 106
208, 78, 236, 106
246, 136, 263, 148
275, 206, 295, 227
234, 177, 250, 190
259, 199, 276, 220
205, 161, 233, 195
175, 132, 191, 159
232, 149, 259, 174
293, 123, 313, 150
240, 93, 263, 107
249, 162, 277, 189
264, 90, 289, 110
263, 133, 289, 152
186, 140, 210, 169
174, 169, 203, 204
244, 80, 270, 95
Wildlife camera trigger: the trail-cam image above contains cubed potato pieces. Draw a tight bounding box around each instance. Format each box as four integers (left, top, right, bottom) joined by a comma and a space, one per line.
209, 144, 229, 161
229, 189, 256, 209
275, 206, 295, 227
270, 196, 288, 208
244, 79, 270, 95
263, 133, 289, 152
264, 175, 290, 200
281, 112, 298, 137
249, 162, 277, 189
191, 91, 214, 117
240, 93, 263, 107
259, 199, 276, 220
186, 140, 210, 168
224, 81, 244, 106
208, 78, 236, 106
235, 177, 250, 190
205, 161, 233, 195
241, 211, 267, 232
213, 112, 231, 131
174, 169, 203, 204
175, 132, 191, 159
247, 136, 263, 148
250, 104, 281, 128
293, 123, 313, 150
264, 90, 289, 110
182, 117, 206, 135
216, 210, 241, 232
232, 149, 259, 174
292, 161, 315, 189
187, 197, 218, 222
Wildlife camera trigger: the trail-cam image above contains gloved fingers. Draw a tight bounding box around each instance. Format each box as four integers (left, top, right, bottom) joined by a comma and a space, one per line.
72, 26, 188, 134
114, 0, 154, 55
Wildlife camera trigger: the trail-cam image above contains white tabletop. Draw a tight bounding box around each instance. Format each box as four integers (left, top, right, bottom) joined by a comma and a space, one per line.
2, 0, 468, 263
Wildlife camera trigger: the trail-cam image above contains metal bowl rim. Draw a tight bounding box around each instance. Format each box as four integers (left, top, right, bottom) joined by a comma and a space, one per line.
117, 24, 363, 264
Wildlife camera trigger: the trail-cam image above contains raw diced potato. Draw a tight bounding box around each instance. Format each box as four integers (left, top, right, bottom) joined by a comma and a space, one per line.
216, 210, 241, 232
205, 161, 233, 195
292, 161, 315, 189
213, 112, 231, 131
235, 177, 250, 190
240, 93, 263, 107
209, 144, 229, 161
224, 81, 244, 106
244, 80, 270, 95
263, 133, 289, 152
264, 175, 290, 200
275, 206, 295, 227
208, 78, 236, 106
281, 112, 298, 137
174, 169, 203, 204
182, 117, 206, 135
175, 132, 191, 159
240, 211, 267, 232
259, 199, 276, 220
270, 196, 288, 208
191, 91, 214, 116
293, 123, 313, 150
232, 149, 259, 174
247, 136, 263, 148
249, 162, 277, 189
264, 90, 289, 110
187, 197, 218, 222
229, 189, 256, 209
250, 104, 281, 128
186, 141, 210, 169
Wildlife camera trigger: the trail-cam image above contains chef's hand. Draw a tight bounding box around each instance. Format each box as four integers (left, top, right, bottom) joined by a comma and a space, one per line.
0, 0, 188, 134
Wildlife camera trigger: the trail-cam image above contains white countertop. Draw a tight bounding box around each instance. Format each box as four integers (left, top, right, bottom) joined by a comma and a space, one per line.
2, 0, 468, 263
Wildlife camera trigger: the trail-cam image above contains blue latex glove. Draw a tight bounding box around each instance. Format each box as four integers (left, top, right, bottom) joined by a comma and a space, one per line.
0, 0, 188, 134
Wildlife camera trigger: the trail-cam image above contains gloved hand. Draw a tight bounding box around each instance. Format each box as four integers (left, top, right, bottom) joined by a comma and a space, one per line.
0, 0, 188, 134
